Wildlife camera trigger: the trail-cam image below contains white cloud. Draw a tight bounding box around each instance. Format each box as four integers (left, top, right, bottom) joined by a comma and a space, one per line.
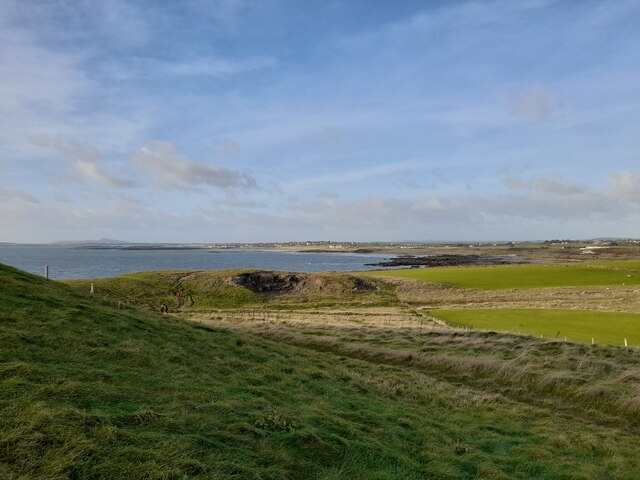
3, 170, 640, 243
134, 141, 257, 190
503, 175, 587, 195
609, 171, 640, 199
32, 135, 134, 188
0, 2, 153, 162
279, 169, 640, 232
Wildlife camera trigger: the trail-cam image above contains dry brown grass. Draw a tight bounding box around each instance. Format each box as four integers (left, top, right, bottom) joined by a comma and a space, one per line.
383, 276, 640, 313
187, 309, 640, 433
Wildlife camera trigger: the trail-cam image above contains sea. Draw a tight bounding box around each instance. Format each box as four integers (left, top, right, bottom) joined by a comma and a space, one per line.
0, 244, 392, 280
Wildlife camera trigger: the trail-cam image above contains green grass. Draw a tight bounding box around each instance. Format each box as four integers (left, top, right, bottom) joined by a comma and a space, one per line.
432, 308, 640, 346
246, 318, 640, 431
367, 261, 640, 290
581, 260, 640, 269
3, 263, 640, 478
65, 269, 398, 311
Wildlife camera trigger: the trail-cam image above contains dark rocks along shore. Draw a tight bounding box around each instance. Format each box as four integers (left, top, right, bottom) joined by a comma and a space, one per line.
368, 254, 529, 268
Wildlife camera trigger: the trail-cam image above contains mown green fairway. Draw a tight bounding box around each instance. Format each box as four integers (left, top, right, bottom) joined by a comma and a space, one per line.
369, 261, 640, 290
433, 308, 640, 346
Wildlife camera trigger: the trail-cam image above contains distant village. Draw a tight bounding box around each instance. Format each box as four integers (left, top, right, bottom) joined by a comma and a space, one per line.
197, 239, 640, 251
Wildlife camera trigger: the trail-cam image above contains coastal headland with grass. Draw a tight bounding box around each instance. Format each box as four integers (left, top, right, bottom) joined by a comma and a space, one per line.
5, 1, 640, 478
2, 241, 640, 478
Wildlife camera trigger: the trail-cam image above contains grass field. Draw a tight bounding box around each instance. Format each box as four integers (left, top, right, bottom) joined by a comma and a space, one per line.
8, 260, 640, 478
367, 261, 640, 290
4, 262, 640, 478
431, 308, 640, 346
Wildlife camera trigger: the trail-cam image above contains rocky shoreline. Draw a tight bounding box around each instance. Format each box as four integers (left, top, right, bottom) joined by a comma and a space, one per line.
367, 254, 529, 268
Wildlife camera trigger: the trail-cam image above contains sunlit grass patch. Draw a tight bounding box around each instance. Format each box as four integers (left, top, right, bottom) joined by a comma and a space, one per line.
432, 308, 640, 346
368, 261, 640, 290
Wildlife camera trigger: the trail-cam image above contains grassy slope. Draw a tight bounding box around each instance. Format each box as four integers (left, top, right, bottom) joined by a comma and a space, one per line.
227, 317, 640, 429
3, 264, 640, 478
432, 308, 640, 346
367, 261, 640, 290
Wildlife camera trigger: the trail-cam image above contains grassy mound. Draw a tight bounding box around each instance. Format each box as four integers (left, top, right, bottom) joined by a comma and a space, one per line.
3, 263, 640, 478
65, 269, 398, 311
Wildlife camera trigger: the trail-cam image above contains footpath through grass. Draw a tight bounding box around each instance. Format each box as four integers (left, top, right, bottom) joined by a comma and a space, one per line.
3, 263, 640, 478
368, 261, 640, 290
432, 308, 640, 346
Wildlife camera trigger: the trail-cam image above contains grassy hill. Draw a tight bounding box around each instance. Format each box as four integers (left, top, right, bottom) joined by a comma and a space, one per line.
3, 263, 640, 478
65, 269, 398, 311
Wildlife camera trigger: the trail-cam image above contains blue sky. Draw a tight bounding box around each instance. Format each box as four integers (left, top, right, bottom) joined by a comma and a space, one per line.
1, 0, 639, 243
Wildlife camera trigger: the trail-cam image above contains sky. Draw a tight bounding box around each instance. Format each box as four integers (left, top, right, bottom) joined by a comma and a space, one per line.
1, 0, 639, 243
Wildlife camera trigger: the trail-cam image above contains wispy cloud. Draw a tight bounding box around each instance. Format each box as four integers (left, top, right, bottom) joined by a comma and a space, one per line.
0, 10, 90, 116
283, 158, 433, 191
503, 174, 587, 195
509, 85, 557, 122
134, 141, 257, 190
32, 135, 134, 188
165, 56, 275, 77
610, 171, 640, 199
283, 173, 639, 232
105, 55, 276, 82
0, 188, 40, 204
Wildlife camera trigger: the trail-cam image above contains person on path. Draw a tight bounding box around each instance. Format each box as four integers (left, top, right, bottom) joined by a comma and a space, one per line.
177, 289, 184, 307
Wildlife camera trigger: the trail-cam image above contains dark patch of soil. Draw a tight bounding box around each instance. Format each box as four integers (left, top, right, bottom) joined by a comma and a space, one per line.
352, 277, 377, 292
232, 271, 379, 296
233, 272, 306, 294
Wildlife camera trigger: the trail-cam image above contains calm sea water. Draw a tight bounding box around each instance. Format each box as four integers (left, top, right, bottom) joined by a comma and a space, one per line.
0, 245, 391, 280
